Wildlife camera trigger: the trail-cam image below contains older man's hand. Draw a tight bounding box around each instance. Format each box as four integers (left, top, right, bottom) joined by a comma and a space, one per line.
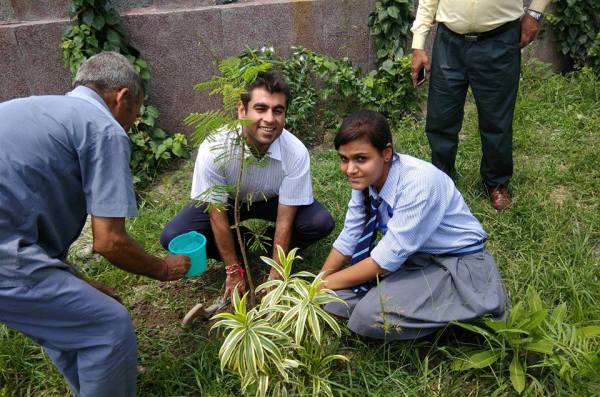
520, 15, 541, 48
411, 49, 430, 88
158, 255, 190, 281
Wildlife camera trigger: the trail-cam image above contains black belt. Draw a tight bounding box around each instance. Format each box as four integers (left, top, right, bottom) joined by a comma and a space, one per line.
441, 19, 520, 42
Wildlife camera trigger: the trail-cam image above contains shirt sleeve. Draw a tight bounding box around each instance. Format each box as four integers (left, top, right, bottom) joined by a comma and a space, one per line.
190, 142, 228, 203
370, 171, 447, 272
332, 189, 366, 256
528, 0, 551, 12
411, 0, 439, 50
278, 147, 314, 206
80, 128, 137, 217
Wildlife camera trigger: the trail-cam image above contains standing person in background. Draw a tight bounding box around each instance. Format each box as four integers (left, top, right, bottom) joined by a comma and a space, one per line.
411, 0, 550, 210
0, 52, 189, 397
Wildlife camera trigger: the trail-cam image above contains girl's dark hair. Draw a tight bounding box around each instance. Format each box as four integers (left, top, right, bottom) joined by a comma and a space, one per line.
240, 71, 290, 108
334, 110, 392, 152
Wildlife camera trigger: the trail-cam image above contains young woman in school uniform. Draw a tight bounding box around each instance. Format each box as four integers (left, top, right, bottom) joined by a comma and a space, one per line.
320, 110, 507, 340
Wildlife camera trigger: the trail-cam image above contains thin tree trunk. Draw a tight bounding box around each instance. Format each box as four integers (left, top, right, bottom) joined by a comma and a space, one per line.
234, 130, 256, 306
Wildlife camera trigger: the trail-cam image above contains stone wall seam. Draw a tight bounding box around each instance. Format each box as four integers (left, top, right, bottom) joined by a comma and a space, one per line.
12, 26, 33, 96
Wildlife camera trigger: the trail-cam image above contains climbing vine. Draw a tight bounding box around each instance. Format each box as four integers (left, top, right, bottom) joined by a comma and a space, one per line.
546, 0, 600, 70
368, 0, 415, 66
61, 0, 189, 187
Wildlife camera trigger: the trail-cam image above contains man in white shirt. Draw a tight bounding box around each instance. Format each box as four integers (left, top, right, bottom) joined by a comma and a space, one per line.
411, 0, 550, 210
161, 71, 334, 298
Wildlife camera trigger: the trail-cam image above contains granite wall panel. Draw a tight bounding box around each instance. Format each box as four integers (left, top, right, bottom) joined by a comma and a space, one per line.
0, 27, 29, 100
13, 21, 72, 95
123, 7, 224, 134
10, 0, 70, 21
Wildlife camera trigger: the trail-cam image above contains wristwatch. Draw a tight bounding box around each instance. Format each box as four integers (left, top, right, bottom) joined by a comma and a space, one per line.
525, 9, 544, 22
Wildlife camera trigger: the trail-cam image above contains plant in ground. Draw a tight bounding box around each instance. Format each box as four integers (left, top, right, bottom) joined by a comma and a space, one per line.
185, 54, 275, 303
61, 0, 189, 187
211, 246, 347, 397
449, 287, 600, 395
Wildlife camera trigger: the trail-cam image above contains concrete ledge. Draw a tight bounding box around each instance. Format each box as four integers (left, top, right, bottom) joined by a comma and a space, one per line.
0, 0, 376, 134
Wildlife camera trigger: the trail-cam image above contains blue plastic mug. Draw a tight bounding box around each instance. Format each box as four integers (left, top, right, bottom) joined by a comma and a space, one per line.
168, 231, 207, 278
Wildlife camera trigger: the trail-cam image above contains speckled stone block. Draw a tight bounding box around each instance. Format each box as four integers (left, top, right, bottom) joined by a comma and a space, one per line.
112, 0, 154, 12
10, 0, 70, 21
153, 0, 216, 9
315, 0, 375, 72
123, 7, 224, 134
0, 26, 29, 101
221, 1, 299, 57
13, 21, 72, 95
0, 0, 15, 24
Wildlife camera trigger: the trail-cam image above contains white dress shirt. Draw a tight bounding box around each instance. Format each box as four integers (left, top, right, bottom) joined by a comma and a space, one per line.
191, 127, 314, 206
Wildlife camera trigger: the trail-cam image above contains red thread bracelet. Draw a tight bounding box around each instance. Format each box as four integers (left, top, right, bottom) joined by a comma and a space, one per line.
225, 263, 245, 278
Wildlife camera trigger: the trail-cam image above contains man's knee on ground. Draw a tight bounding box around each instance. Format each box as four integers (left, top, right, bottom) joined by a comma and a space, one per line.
305, 210, 335, 238
159, 223, 179, 250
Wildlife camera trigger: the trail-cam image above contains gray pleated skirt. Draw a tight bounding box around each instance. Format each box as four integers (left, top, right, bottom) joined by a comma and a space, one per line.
324, 250, 507, 340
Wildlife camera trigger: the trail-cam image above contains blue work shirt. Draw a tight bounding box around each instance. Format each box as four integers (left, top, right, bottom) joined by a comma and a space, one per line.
0, 86, 137, 287
333, 154, 487, 273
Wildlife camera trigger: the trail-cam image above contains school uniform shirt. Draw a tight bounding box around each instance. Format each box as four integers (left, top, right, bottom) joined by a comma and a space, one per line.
191, 127, 314, 206
0, 86, 137, 288
333, 154, 487, 273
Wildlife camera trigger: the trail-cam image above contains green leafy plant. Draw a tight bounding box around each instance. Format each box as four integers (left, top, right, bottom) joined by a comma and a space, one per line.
211, 246, 347, 397
588, 32, 600, 75
546, 0, 600, 70
237, 46, 417, 146
368, 0, 415, 65
450, 287, 600, 395
61, 0, 189, 187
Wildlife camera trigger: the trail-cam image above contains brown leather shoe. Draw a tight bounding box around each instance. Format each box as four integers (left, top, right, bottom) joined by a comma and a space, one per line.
486, 185, 511, 211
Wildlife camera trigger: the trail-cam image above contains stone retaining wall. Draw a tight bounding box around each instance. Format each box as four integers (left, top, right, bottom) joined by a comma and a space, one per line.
1, 0, 376, 134
0, 0, 566, 134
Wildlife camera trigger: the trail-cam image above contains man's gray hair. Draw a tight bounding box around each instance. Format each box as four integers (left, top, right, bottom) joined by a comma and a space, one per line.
74, 51, 143, 101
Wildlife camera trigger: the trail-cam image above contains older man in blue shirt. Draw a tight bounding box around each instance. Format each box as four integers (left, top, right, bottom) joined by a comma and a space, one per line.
0, 52, 189, 396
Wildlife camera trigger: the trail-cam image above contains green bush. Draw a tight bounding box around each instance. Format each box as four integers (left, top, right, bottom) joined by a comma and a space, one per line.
238, 47, 417, 147
211, 247, 347, 397
61, 0, 189, 187
546, 0, 600, 69
450, 287, 600, 395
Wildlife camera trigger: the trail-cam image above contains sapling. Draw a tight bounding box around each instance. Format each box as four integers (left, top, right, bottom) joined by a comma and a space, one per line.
185, 54, 273, 304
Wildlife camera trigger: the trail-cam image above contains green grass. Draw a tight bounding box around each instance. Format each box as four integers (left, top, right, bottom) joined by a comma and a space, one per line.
1, 61, 599, 396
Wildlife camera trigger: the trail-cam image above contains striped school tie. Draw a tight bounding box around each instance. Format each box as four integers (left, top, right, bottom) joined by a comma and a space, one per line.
350, 197, 382, 294
352, 197, 382, 264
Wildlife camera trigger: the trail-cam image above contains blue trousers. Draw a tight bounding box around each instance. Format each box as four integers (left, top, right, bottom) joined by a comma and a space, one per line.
0, 269, 137, 396
160, 197, 335, 257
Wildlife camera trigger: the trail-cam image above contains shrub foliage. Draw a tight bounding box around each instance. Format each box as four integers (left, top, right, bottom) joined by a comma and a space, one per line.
61, 0, 189, 187
236, 46, 416, 147
546, 0, 600, 71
